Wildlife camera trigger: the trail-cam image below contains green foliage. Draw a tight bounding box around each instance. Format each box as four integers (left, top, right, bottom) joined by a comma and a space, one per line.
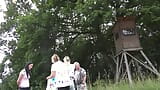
0, 73, 17, 90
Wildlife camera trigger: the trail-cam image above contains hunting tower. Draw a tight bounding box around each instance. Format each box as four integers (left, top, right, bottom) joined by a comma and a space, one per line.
112, 16, 160, 84
113, 16, 141, 54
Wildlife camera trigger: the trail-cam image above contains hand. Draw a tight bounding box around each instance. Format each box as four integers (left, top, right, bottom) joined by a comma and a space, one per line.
46, 76, 50, 80
17, 81, 20, 86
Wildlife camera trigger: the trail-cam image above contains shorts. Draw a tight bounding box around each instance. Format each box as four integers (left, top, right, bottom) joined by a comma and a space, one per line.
19, 87, 30, 90
58, 86, 70, 90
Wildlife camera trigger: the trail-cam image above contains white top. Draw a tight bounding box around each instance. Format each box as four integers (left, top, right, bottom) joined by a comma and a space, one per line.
19, 69, 30, 88
65, 64, 75, 79
51, 61, 70, 88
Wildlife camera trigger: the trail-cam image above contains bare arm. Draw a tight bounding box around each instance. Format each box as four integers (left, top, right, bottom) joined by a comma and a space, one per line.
82, 75, 87, 84
46, 71, 56, 79
17, 74, 23, 86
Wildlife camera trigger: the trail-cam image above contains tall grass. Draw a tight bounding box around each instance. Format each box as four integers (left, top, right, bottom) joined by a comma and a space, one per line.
90, 79, 160, 90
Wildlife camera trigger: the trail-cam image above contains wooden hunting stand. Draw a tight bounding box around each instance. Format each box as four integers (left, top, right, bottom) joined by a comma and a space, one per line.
112, 16, 160, 84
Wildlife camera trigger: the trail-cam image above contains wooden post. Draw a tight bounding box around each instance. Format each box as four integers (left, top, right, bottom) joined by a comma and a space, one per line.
135, 60, 143, 80
116, 56, 120, 83
140, 50, 160, 76
118, 54, 124, 77
123, 52, 133, 84
126, 52, 160, 77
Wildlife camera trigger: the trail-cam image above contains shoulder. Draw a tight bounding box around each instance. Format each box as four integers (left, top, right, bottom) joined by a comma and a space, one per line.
51, 61, 63, 71
51, 63, 56, 69
21, 69, 26, 73
57, 61, 65, 67
80, 68, 86, 74
70, 64, 75, 69
52, 61, 63, 66
51, 63, 54, 67
81, 68, 86, 71
20, 69, 26, 75
70, 64, 75, 67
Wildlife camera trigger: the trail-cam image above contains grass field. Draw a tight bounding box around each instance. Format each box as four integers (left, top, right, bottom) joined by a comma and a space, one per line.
89, 79, 160, 90
1, 79, 160, 90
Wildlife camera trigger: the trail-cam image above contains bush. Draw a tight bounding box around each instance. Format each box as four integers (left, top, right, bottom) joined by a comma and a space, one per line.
1, 73, 17, 90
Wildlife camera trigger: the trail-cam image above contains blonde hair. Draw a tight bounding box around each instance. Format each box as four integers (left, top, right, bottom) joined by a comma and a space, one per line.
63, 56, 71, 63
74, 61, 80, 66
51, 54, 60, 63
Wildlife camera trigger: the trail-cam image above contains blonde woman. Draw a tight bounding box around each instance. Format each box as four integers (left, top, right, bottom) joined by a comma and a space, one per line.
63, 56, 75, 90
46, 54, 70, 90
46, 55, 57, 90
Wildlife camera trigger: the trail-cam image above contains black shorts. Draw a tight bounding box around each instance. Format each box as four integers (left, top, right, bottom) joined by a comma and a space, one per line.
19, 87, 30, 90
58, 86, 70, 90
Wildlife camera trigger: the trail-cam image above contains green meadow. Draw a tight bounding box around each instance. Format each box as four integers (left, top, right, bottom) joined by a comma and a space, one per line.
1, 79, 160, 90
89, 79, 160, 90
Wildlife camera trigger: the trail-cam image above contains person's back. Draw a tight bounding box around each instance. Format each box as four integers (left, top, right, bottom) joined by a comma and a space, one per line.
63, 56, 76, 90
74, 68, 86, 85
52, 61, 71, 88
66, 64, 75, 79
46, 54, 71, 90
74, 62, 87, 90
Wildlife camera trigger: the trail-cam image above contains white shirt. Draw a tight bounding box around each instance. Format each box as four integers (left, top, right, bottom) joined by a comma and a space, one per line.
19, 69, 30, 88
65, 64, 75, 79
51, 61, 70, 88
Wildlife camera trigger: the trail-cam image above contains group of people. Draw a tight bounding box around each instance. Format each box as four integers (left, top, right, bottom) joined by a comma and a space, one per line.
16, 54, 87, 90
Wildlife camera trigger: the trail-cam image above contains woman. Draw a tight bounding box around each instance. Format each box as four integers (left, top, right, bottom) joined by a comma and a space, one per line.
74, 62, 87, 90
17, 62, 33, 90
63, 56, 75, 90
46, 54, 70, 90
46, 54, 57, 90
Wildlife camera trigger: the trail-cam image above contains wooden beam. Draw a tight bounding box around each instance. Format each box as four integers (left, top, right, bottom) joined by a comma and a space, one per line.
140, 50, 160, 76
123, 52, 133, 84
126, 52, 160, 76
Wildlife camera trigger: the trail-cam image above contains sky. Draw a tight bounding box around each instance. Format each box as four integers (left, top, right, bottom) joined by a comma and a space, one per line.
0, 0, 7, 63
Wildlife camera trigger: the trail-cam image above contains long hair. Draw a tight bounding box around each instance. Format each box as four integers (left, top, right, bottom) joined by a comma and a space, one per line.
51, 54, 60, 63
24, 62, 33, 78
63, 56, 71, 64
